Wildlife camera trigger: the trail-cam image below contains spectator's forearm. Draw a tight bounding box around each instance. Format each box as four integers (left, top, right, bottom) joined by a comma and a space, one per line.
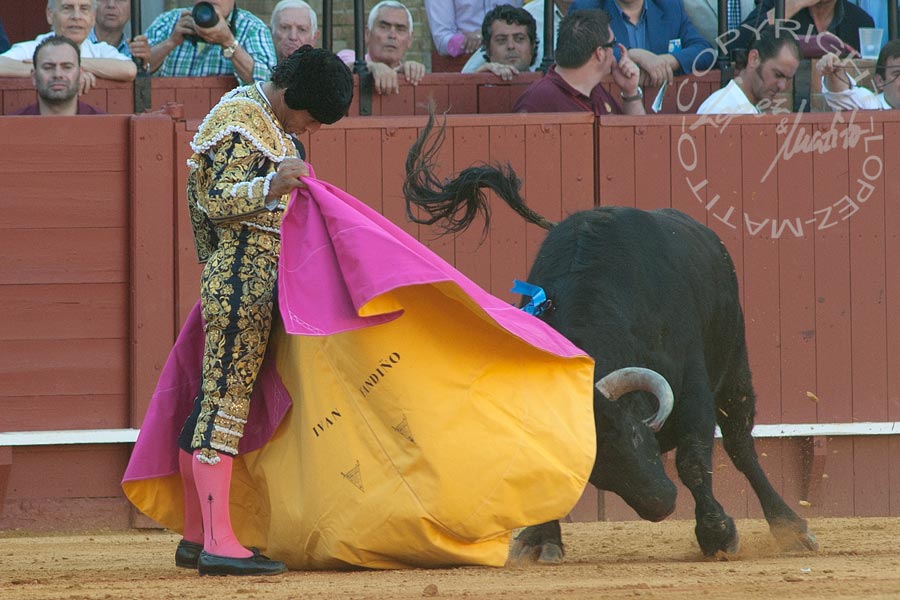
0, 56, 32, 77
149, 38, 180, 73
228, 44, 256, 84
83, 58, 138, 81
822, 72, 850, 93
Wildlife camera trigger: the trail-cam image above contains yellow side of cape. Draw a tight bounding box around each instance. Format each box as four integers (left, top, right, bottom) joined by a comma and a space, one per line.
125, 282, 596, 570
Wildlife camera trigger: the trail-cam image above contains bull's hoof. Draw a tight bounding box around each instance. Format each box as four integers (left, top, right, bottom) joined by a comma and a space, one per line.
696, 516, 739, 557
509, 538, 565, 564
771, 522, 819, 552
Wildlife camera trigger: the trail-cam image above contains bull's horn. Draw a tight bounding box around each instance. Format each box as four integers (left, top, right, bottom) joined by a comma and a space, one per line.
595, 367, 674, 431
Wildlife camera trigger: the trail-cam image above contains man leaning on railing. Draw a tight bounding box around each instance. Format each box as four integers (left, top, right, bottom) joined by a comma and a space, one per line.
818, 39, 900, 110
0, 0, 136, 92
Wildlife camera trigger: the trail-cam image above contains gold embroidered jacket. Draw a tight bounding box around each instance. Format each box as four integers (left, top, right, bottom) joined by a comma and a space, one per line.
187, 84, 298, 262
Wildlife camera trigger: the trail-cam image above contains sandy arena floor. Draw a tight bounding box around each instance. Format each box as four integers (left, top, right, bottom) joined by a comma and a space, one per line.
1, 517, 898, 599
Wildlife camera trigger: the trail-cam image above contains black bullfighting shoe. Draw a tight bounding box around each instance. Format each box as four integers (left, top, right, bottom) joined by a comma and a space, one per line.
197, 550, 287, 576
174, 539, 204, 569
175, 540, 266, 569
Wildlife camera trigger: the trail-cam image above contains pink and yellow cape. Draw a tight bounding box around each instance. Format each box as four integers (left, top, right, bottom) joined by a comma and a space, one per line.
122, 178, 596, 569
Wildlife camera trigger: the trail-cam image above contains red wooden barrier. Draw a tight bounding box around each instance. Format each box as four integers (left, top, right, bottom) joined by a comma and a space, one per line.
1, 70, 722, 119
0, 76, 239, 119
0, 114, 176, 529
3, 108, 900, 530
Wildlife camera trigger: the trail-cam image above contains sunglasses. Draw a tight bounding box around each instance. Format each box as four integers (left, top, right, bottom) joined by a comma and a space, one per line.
599, 39, 617, 49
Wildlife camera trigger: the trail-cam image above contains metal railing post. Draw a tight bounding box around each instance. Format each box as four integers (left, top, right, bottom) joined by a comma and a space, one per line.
353, 0, 371, 116
539, 1, 555, 73
131, 0, 151, 113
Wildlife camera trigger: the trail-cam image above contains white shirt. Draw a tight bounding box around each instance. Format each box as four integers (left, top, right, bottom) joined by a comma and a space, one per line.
1, 32, 131, 61
461, 0, 561, 73
821, 74, 894, 110
696, 79, 759, 114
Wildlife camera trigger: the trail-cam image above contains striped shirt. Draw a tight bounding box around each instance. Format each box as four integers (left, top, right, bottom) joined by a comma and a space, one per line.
145, 7, 276, 83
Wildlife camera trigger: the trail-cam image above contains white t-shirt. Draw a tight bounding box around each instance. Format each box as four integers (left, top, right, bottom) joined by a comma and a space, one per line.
696, 79, 759, 114
821, 75, 893, 110
1, 32, 131, 61
461, 0, 560, 73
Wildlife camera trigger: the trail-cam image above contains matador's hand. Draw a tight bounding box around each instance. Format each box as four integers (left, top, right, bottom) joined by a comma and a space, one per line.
267, 158, 310, 199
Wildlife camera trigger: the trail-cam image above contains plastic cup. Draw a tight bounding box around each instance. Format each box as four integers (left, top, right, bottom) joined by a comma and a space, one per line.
859, 27, 883, 60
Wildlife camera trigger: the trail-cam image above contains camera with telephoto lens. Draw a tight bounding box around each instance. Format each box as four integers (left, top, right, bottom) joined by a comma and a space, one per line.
185, 2, 219, 44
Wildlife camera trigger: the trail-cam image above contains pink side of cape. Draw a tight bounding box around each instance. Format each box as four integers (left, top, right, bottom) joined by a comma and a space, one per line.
122, 177, 586, 484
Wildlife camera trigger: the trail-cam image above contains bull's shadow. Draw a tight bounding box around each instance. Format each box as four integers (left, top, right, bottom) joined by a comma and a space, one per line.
402, 110, 818, 561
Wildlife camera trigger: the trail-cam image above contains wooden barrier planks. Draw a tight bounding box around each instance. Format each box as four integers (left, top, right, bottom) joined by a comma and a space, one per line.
0, 115, 133, 437
1, 70, 719, 119
4, 107, 900, 529
130, 114, 177, 428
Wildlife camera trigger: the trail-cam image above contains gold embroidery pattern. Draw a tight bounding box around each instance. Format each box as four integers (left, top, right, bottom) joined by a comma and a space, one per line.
192, 224, 280, 457
187, 85, 297, 262
186, 84, 296, 460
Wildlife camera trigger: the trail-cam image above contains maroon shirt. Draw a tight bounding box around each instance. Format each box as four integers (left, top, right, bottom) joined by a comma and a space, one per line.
11, 101, 106, 115
513, 65, 622, 116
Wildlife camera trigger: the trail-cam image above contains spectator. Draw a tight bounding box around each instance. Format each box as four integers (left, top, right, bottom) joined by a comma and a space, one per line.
336, 1, 426, 95
464, 0, 574, 73
425, 0, 522, 58
270, 0, 320, 62
12, 35, 104, 115
129, 0, 276, 84
733, 0, 874, 56
697, 27, 800, 113
462, 4, 538, 79
818, 39, 900, 110
0, 17, 10, 54
569, 0, 714, 86
0, 0, 136, 88
682, 0, 755, 46
91, 0, 131, 57
513, 8, 646, 115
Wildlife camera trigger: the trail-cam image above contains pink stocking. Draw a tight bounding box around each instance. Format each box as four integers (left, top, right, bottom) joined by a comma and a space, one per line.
192, 451, 252, 558
178, 449, 204, 544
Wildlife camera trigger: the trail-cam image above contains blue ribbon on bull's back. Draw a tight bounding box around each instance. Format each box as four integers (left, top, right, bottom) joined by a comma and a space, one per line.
511, 279, 551, 317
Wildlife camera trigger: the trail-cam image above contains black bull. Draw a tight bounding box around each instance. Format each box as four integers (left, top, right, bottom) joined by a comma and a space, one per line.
403, 114, 818, 560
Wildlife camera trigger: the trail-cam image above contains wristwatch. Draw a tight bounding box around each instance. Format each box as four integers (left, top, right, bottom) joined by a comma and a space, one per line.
621, 86, 643, 102
222, 41, 239, 59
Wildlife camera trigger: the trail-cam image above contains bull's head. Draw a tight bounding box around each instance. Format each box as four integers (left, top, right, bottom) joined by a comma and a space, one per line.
590, 368, 677, 522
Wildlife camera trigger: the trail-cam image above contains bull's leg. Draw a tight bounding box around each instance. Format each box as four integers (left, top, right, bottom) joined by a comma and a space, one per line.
674, 364, 739, 556
508, 520, 564, 564
717, 375, 818, 551
674, 431, 738, 556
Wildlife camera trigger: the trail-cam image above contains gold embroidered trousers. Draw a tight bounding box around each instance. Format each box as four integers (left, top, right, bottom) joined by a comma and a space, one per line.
179, 223, 280, 463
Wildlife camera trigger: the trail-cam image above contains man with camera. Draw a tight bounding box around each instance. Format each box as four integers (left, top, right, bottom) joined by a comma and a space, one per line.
130, 0, 276, 83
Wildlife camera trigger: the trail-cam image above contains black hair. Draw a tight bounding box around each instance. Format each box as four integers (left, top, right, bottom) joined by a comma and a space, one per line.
32, 34, 81, 68
555, 9, 612, 69
480, 4, 538, 68
752, 26, 801, 63
876, 39, 900, 80
735, 26, 800, 70
271, 45, 353, 124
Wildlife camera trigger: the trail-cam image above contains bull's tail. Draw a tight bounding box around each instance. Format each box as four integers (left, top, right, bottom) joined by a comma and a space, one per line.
403, 105, 556, 238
